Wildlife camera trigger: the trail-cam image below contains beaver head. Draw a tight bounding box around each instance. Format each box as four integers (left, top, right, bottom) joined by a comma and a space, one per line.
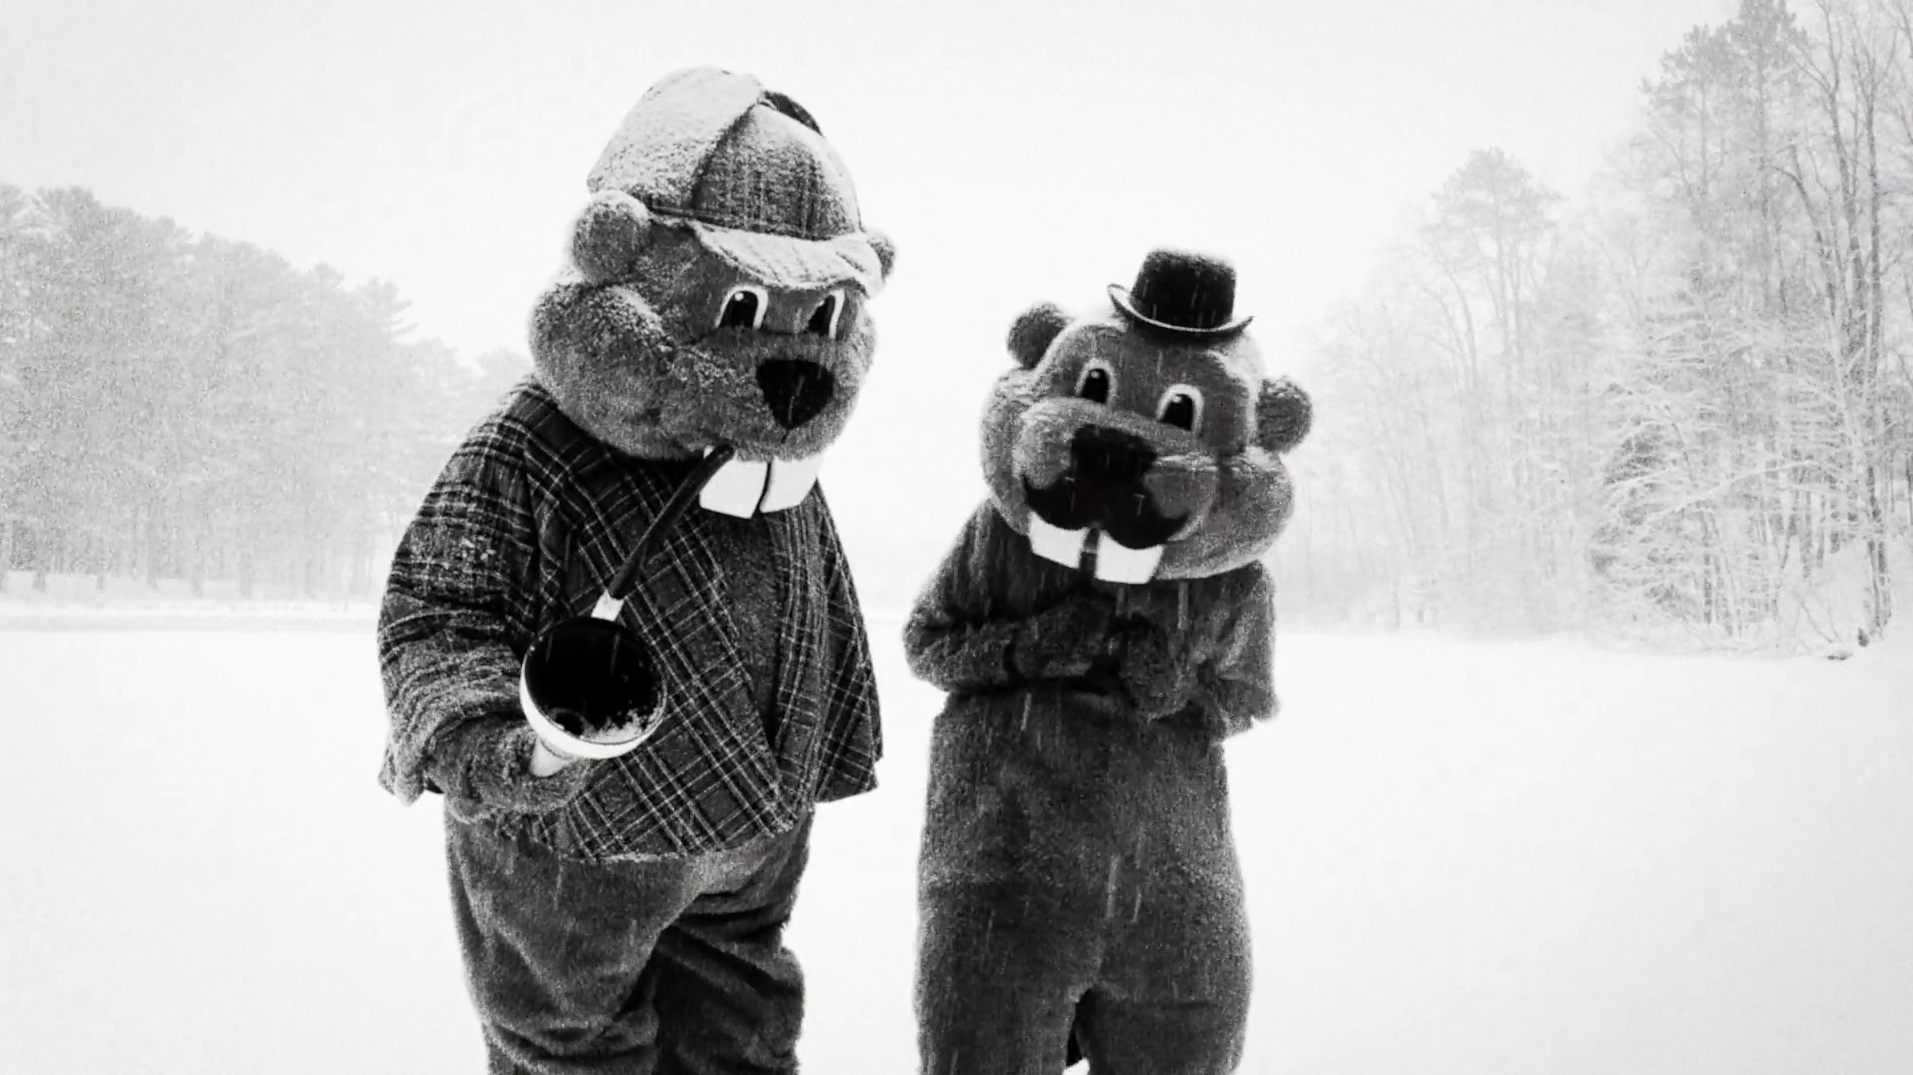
981, 248, 1311, 583
529, 67, 894, 516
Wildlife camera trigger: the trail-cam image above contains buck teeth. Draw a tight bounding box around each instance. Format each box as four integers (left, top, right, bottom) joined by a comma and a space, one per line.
700, 454, 770, 517
1092, 533, 1164, 584
759, 454, 824, 512
699, 450, 823, 517
1027, 515, 1090, 568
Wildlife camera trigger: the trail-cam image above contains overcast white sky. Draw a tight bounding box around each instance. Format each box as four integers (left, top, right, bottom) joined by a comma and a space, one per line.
2, 0, 1735, 365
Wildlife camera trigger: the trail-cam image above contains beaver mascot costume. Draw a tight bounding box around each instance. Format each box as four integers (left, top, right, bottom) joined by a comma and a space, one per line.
376, 66, 894, 1074
905, 248, 1311, 1074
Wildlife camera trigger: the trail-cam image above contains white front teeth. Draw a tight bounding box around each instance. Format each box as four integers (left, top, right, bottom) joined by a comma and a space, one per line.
759, 454, 824, 512
1028, 515, 1090, 568
699, 455, 770, 517
1091, 533, 1164, 584
699, 449, 823, 517
1027, 514, 1165, 583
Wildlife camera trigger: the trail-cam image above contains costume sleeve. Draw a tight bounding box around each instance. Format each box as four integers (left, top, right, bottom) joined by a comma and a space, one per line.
902, 507, 1022, 694
376, 433, 541, 804
1187, 564, 1277, 740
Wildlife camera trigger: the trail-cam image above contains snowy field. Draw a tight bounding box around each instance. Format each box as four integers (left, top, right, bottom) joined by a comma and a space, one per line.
1, 616, 1910, 1075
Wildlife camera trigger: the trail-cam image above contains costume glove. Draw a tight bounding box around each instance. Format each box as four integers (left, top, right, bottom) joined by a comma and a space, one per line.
427, 715, 595, 817
1107, 615, 1199, 719
1011, 592, 1118, 680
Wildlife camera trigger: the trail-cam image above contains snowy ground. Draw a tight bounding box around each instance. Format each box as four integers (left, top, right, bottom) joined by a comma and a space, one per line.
1, 616, 1909, 1074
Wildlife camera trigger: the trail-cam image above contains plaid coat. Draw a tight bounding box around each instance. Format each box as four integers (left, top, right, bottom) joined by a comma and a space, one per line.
377, 378, 881, 861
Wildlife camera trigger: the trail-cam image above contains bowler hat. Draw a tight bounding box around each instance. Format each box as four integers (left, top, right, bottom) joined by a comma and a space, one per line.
1107, 248, 1252, 338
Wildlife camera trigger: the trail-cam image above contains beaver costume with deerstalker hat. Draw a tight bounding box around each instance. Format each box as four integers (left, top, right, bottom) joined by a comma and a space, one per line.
376, 66, 893, 1074
905, 249, 1312, 1073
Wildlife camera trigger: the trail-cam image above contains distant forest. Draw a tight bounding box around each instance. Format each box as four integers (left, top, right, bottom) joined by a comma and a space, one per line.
4, 0, 1910, 651
0, 184, 526, 600
1280, 0, 1910, 649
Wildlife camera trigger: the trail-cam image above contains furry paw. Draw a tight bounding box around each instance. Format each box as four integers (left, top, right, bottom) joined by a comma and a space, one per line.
1011, 592, 1118, 680
430, 717, 596, 817
1109, 617, 1197, 719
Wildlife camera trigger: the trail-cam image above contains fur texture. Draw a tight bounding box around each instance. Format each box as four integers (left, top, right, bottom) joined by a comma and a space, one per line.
905, 259, 1310, 1074
906, 508, 1272, 1074
380, 66, 894, 1075
537, 68, 894, 464
982, 307, 1310, 580
426, 716, 594, 820
531, 219, 887, 462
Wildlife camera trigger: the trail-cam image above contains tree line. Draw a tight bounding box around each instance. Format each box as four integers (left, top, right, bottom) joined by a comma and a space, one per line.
1278, 0, 1911, 649
0, 185, 527, 599
7, 0, 1908, 652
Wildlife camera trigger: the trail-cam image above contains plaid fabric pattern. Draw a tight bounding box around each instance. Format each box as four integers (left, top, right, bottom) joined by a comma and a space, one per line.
378, 378, 881, 861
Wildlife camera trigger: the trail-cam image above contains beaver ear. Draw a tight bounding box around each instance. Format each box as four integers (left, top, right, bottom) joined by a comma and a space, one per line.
1007, 302, 1070, 369
572, 190, 653, 285
866, 228, 897, 283
1255, 376, 1313, 454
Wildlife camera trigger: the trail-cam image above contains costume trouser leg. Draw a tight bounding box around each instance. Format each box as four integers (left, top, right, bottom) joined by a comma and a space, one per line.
445, 812, 812, 1075
917, 885, 1250, 1075
1072, 879, 1251, 1075
916, 881, 1103, 1075
1072, 985, 1249, 1075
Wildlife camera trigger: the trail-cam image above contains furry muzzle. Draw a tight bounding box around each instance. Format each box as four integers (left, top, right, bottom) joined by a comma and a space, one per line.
1020, 425, 1189, 584
669, 346, 847, 516
696, 357, 837, 516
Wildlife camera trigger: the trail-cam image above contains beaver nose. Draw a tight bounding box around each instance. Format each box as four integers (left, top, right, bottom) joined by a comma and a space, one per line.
756, 360, 836, 429
1069, 425, 1157, 485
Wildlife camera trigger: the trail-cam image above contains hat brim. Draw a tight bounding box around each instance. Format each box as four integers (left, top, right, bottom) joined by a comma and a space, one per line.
684, 219, 887, 296
1107, 284, 1252, 339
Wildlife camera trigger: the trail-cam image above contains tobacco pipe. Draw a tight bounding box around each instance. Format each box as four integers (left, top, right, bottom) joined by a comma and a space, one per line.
521, 445, 739, 775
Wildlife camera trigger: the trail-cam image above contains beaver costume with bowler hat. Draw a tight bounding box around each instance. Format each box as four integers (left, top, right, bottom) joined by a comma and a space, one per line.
907, 247, 1312, 1074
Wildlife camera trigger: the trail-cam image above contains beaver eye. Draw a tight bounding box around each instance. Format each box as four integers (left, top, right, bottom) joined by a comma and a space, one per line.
805, 290, 844, 338
1076, 360, 1115, 404
717, 285, 768, 330
1157, 385, 1204, 433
